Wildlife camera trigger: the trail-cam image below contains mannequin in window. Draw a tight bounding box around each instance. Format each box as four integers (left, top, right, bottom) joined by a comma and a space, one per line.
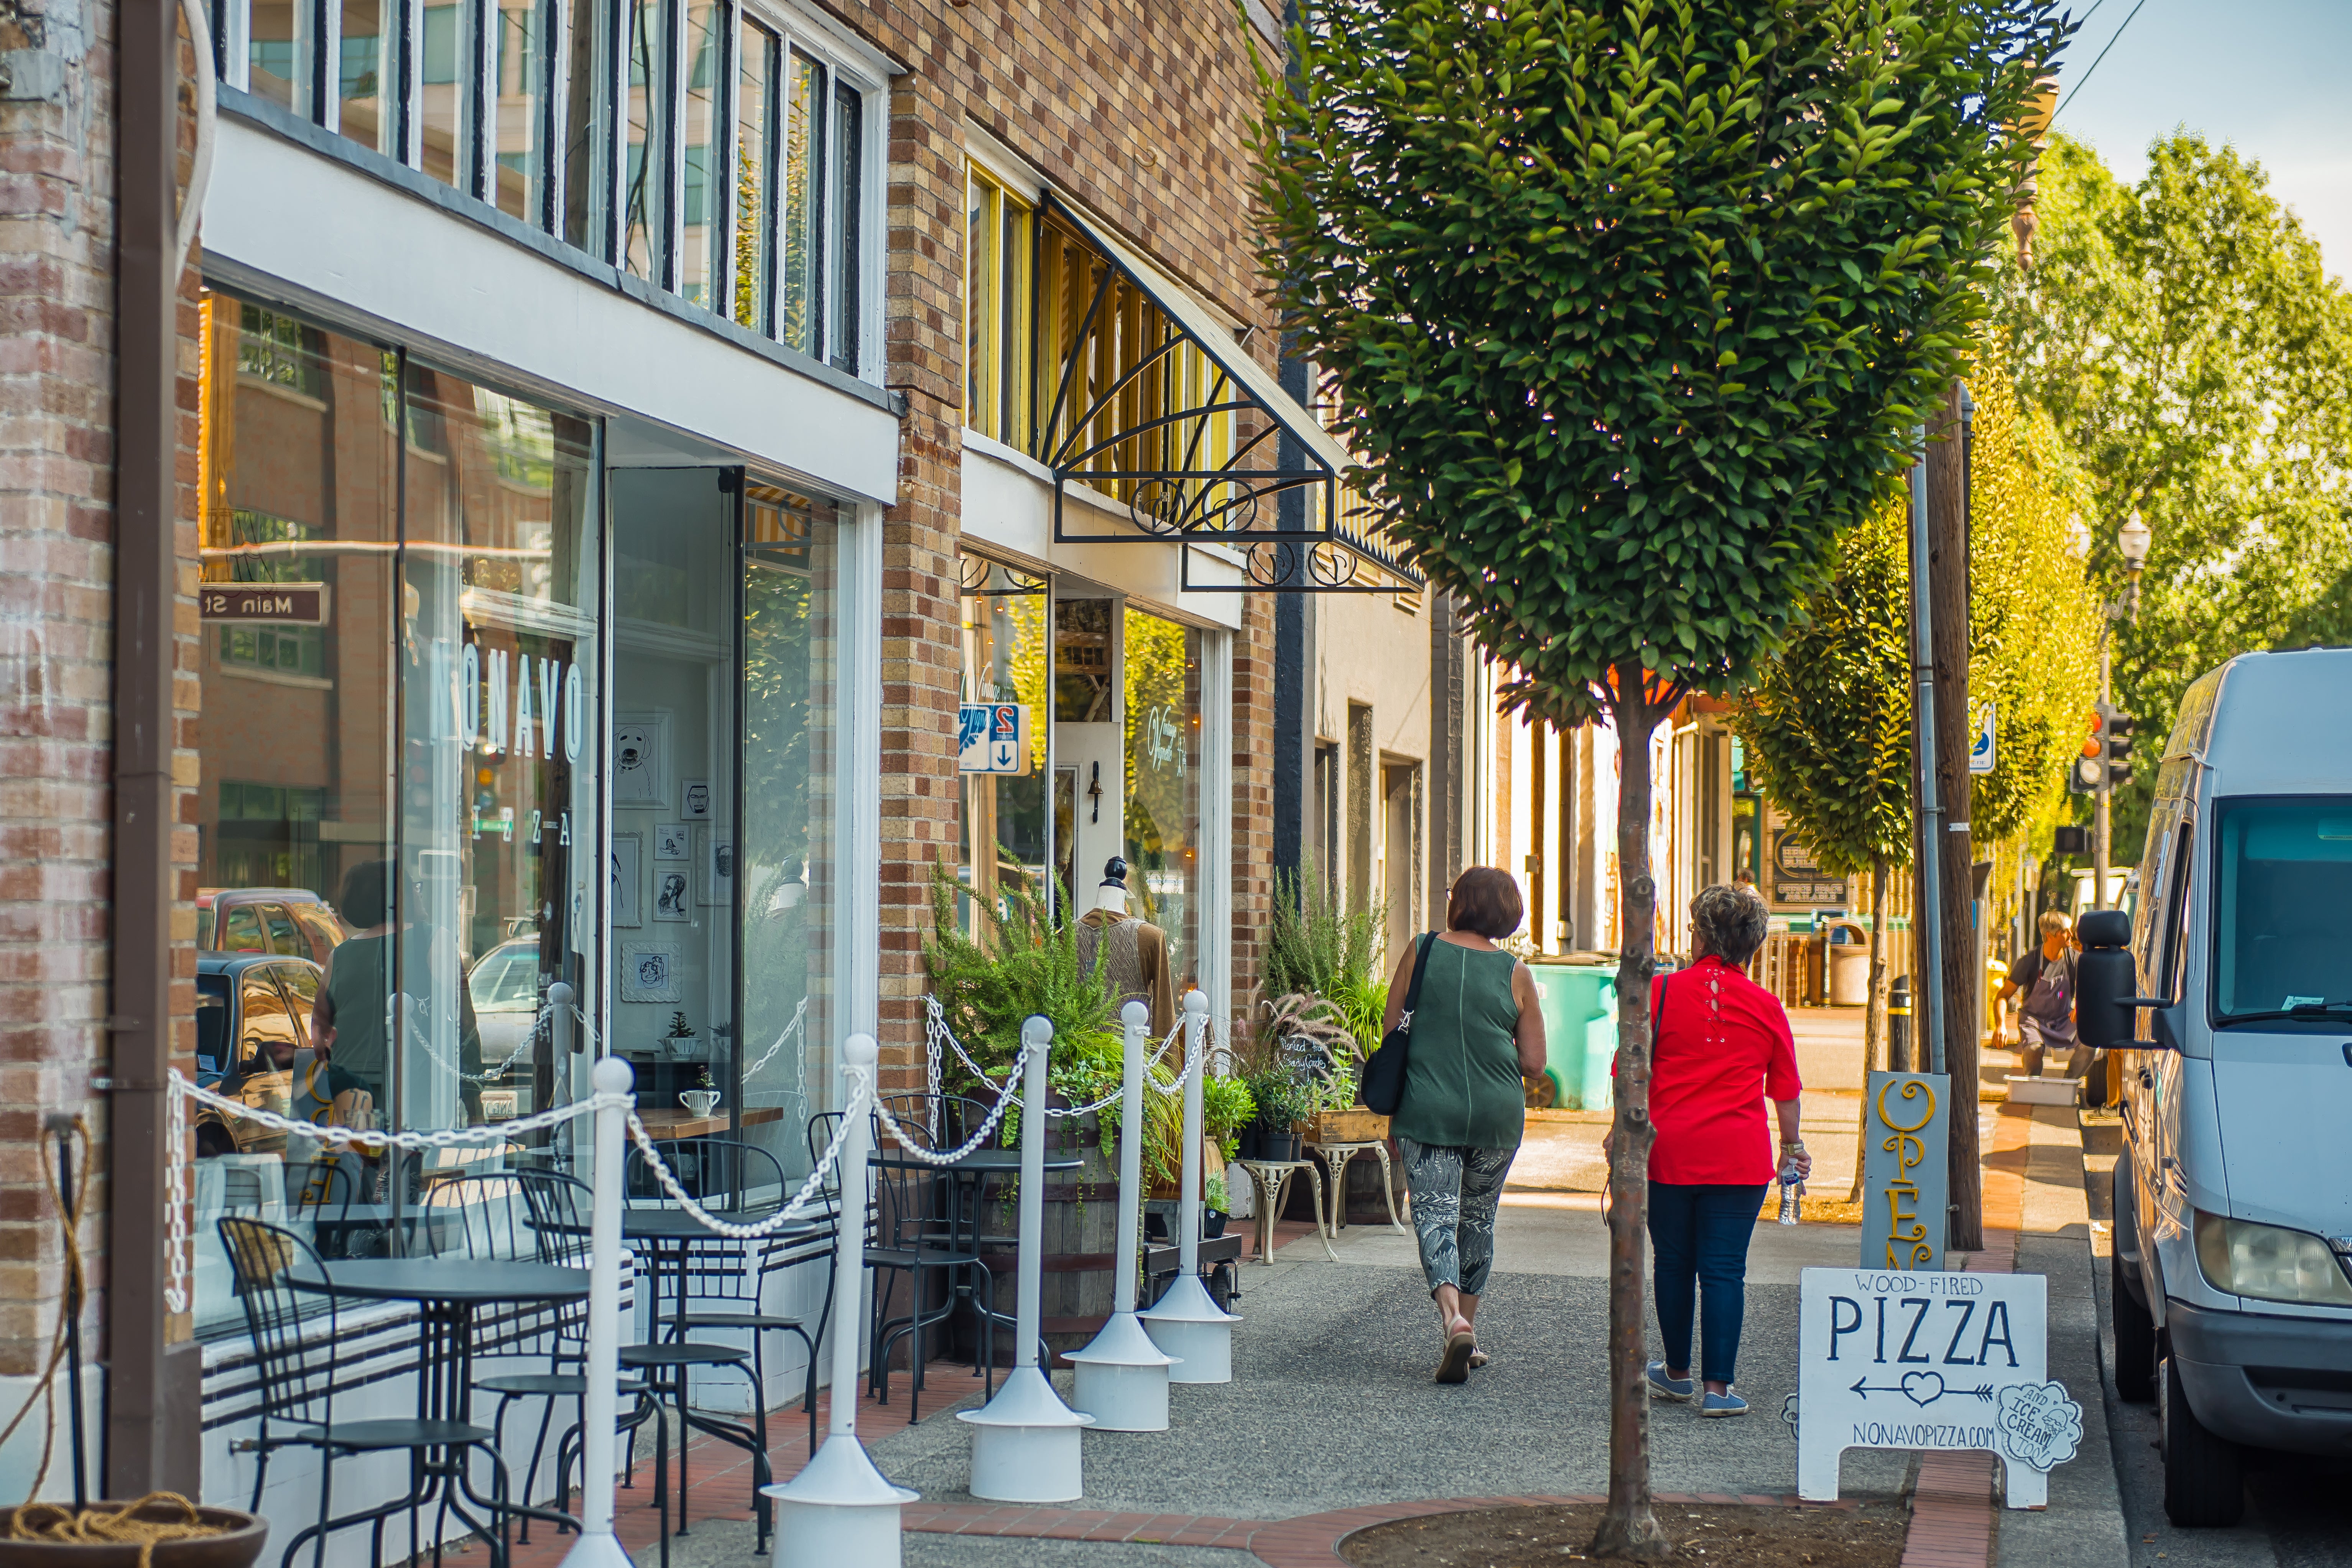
1074, 855, 1174, 1037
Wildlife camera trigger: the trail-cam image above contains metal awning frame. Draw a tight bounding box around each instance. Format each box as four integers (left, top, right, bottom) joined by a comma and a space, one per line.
1030, 193, 1423, 596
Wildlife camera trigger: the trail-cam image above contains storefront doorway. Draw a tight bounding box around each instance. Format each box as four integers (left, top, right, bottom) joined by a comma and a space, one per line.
609, 469, 840, 1185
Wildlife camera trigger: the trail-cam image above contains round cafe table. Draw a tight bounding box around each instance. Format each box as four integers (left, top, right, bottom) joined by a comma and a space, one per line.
288, 1257, 590, 1552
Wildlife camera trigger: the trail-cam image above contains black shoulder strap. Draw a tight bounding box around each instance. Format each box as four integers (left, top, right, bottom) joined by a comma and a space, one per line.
1401, 932, 1436, 1018
1655, 968, 1669, 1035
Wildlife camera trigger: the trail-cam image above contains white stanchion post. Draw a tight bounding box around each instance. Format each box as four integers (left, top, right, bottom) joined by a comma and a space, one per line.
767, 1033, 916, 1565
960, 1015, 1092, 1500
563, 1054, 634, 1567
1141, 990, 1239, 1382
1067, 1000, 1177, 1429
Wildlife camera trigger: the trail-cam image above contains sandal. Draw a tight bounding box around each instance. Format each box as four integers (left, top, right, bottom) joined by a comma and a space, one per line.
1435, 1323, 1476, 1384
1467, 1346, 1491, 1370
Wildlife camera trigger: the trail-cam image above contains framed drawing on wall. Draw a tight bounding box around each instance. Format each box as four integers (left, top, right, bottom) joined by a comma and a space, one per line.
610, 834, 643, 928
619, 942, 682, 1004
653, 822, 691, 861
613, 711, 671, 809
653, 868, 691, 922
701, 837, 734, 907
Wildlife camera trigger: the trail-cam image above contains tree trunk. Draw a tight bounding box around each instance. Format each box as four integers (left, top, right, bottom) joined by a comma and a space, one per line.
1589, 665, 1670, 1561
1847, 858, 1889, 1203
1928, 385, 1981, 1252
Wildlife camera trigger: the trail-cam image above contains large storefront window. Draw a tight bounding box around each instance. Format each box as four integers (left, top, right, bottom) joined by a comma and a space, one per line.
956, 558, 1048, 928
191, 290, 602, 1334
1123, 607, 1201, 989
219, 0, 875, 370
609, 471, 840, 1185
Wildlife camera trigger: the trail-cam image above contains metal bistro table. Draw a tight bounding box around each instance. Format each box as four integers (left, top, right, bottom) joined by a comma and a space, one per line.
870, 1145, 1082, 1392
286, 1256, 590, 1559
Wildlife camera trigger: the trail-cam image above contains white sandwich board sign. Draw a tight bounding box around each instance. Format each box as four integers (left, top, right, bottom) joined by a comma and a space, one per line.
1794, 1267, 2081, 1508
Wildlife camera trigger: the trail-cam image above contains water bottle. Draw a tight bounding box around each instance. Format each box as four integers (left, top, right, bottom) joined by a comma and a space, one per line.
1776, 1143, 1806, 1226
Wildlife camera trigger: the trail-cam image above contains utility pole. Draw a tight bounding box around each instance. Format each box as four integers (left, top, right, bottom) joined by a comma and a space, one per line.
2094, 629, 2110, 911
1925, 384, 1981, 1253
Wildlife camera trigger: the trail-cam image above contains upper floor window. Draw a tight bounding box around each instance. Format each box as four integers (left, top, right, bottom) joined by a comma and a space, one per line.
964, 163, 1235, 512
221, 0, 877, 377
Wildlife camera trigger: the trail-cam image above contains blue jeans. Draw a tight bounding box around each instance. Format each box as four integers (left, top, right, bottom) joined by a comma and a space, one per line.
1648, 1181, 1768, 1386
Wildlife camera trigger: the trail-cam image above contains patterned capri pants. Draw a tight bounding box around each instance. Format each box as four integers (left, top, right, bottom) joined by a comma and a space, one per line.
1398, 1137, 1518, 1297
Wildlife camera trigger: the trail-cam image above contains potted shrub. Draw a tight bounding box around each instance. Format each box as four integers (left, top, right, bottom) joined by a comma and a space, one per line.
1239, 1065, 1317, 1162
1203, 1174, 1231, 1239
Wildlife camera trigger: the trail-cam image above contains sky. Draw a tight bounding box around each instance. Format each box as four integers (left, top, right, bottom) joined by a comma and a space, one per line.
2049, 0, 2352, 282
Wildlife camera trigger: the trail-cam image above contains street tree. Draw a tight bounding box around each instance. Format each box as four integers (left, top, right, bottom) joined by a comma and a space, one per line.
1991, 132, 2352, 862
1252, 0, 2063, 1552
1962, 347, 2100, 851
1731, 498, 1911, 1192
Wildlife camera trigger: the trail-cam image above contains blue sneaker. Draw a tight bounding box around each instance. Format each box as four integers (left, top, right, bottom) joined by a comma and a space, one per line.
1700, 1389, 1749, 1418
1646, 1361, 1693, 1402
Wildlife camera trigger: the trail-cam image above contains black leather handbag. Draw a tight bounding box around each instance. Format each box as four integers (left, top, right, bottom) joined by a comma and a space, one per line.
1359, 933, 1434, 1116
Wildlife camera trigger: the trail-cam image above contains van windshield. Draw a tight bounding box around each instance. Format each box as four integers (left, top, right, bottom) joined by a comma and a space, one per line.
2213, 796, 2352, 1023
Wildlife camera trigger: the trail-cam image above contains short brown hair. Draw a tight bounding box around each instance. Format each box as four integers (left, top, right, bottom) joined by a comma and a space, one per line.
1446, 867, 1525, 940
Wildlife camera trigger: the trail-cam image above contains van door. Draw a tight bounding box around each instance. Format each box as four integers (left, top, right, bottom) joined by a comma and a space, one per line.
2205, 795, 2352, 1239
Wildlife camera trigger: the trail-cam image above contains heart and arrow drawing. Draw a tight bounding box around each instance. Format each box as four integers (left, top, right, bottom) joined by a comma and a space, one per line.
1848, 1371, 1995, 1406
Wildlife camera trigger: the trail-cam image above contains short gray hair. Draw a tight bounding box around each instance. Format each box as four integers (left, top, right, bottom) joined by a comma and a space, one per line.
1691, 883, 1770, 966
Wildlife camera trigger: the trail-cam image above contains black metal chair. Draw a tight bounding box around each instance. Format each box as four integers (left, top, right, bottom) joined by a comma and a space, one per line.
863, 1096, 999, 1418
470, 1169, 665, 1558
217, 1215, 512, 1568
620, 1136, 777, 1552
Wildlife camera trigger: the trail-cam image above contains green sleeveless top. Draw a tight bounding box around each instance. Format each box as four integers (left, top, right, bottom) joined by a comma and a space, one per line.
1390, 937, 1526, 1150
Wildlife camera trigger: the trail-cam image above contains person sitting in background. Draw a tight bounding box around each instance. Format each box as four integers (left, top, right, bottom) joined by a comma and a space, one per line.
1996, 909, 2081, 1082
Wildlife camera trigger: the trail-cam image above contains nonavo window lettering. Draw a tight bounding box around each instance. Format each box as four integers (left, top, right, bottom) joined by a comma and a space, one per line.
449, 642, 588, 762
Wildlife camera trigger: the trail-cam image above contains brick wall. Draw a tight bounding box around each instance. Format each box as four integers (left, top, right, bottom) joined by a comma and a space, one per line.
834, 0, 1286, 1069
0, 0, 200, 1434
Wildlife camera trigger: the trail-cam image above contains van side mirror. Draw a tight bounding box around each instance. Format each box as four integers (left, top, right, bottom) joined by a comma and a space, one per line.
2075, 910, 2168, 1049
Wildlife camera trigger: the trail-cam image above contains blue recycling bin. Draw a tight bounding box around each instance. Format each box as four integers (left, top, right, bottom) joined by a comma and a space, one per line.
1527, 961, 1619, 1110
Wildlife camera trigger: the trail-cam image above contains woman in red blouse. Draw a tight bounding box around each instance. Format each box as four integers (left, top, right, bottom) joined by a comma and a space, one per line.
1638, 883, 1808, 1417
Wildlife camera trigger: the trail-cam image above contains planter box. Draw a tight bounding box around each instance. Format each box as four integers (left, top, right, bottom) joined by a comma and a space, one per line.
1299, 1107, 1390, 1143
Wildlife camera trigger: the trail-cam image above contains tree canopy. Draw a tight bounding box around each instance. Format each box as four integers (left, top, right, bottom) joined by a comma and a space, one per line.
1991, 132, 2352, 858
1254, 0, 2067, 724
1964, 345, 2102, 847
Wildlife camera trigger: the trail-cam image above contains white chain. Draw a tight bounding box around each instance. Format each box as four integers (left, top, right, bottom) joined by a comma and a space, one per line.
162, 1069, 619, 1316
742, 996, 808, 1081
621, 1066, 870, 1239
924, 995, 1192, 1116
165, 1069, 192, 1315
870, 1038, 1035, 1163
399, 995, 541, 1086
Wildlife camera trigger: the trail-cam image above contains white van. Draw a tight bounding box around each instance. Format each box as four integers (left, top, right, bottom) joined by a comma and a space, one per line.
2079, 648, 2352, 1529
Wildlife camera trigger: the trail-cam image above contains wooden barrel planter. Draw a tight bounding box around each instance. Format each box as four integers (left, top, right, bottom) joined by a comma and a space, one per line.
959, 1097, 1122, 1366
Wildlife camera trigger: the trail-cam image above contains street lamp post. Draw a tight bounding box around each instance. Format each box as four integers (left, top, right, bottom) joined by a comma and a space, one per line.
2093, 512, 2153, 911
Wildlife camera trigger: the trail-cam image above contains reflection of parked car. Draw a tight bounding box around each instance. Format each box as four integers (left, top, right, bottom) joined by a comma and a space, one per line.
197, 888, 347, 966
194, 951, 329, 1156
468, 937, 544, 1121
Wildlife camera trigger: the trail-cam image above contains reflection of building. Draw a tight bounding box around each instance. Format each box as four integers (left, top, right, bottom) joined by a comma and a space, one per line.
3, 0, 1421, 1519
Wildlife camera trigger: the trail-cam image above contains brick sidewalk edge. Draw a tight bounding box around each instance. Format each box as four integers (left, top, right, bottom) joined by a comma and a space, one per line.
905, 1490, 1863, 1566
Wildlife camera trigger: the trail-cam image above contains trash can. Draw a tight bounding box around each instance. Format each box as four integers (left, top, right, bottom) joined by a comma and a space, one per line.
1826, 919, 1871, 1007
1526, 960, 1619, 1111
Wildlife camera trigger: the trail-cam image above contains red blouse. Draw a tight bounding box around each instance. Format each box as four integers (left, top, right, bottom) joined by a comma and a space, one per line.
1642, 956, 1803, 1186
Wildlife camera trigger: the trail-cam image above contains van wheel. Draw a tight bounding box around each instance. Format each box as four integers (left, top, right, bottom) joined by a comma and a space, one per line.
2112, 1244, 2156, 1402
2161, 1354, 2244, 1527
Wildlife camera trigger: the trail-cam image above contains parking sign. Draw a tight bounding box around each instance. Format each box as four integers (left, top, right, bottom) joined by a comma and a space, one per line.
958, 703, 1030, 775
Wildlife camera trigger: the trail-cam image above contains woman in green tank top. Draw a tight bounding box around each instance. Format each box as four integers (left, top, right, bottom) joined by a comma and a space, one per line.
1382, 867, 1547, 1384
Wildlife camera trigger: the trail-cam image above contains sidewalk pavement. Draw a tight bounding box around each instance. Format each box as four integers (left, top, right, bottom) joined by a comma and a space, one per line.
528, 1012, 2132, 1568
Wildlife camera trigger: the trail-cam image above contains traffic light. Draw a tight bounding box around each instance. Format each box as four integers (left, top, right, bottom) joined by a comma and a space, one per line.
2104, 706, 2136, 788
2068, 709, 2105, 794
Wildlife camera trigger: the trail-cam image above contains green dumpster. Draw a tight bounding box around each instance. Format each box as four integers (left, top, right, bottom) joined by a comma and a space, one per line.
1526, 961, 1619, 1110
